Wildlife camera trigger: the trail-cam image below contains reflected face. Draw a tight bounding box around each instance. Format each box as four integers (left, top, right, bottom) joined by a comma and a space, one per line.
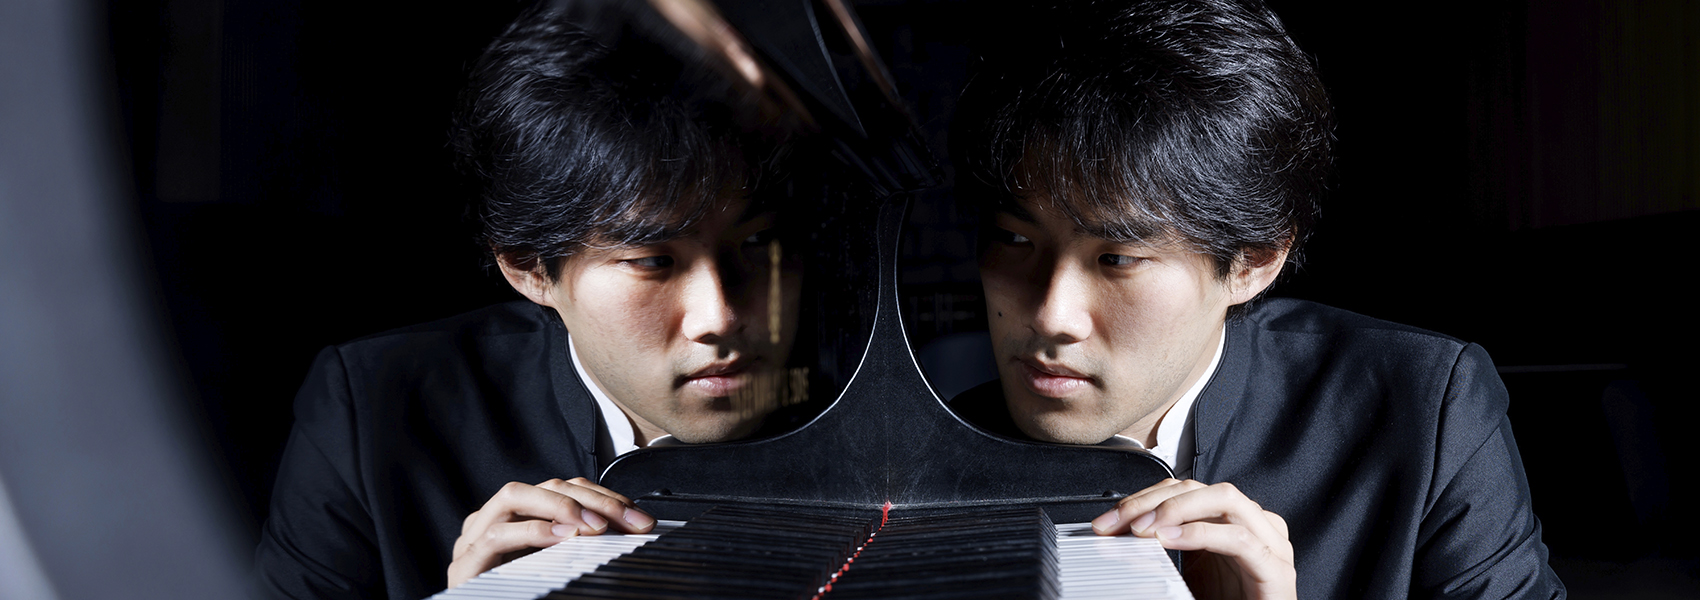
978, 199, 1236, 445
542, 197, 803, 444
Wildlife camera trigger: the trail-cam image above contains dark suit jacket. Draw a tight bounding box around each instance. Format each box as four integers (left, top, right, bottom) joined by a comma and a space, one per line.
254, 302, 605, 600
254, 301, 823, 599
954, 298, 1566, 599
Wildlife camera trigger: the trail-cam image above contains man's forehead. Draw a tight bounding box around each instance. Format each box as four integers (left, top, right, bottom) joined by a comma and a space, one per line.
728, 193, 774, 223
685, 193, 777, 234
993, 196, 1175, 248
595, 193, 771, 247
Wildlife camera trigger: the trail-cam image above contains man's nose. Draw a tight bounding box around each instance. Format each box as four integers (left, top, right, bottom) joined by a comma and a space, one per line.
679, 258, 740, 344
1032, 262, 1093, 344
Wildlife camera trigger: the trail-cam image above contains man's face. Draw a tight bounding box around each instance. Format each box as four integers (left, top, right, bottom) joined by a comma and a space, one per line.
538, 197, 803, 444
978, 198, 1242, 445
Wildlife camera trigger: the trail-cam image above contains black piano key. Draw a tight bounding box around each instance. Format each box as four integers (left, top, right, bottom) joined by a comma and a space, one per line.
823, 507, 1059, 600
552, 568, 805, 600
546, 579, 782, 600
553, 505, 878, 600
597, 556, 821, 583
559, 572, 802, 600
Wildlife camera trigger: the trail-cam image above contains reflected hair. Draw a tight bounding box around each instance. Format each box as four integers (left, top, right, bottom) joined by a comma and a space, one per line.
453, 5, 786, 279
953, 0, 1333, 278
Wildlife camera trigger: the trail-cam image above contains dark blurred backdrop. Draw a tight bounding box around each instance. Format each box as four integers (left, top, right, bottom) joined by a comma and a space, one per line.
101, 0, 1696, 596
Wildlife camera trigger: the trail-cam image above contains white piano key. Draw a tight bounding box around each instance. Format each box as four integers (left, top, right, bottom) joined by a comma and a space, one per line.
428, 521, 684, 600
1054, 522, 1193, 599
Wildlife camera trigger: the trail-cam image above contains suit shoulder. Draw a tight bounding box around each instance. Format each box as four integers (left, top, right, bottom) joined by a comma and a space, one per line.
1244, 298, 1507, 422
335, 301, 551, 354
1247, 297, 1467, 352
309, 301, 559, 400
294, 301, 579, 450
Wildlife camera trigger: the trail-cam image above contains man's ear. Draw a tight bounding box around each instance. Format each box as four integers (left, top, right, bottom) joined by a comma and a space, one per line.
1226, 246, 1290, 305
497, 255, 555, 308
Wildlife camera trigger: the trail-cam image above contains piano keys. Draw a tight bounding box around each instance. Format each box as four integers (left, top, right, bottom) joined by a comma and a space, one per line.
430, 506, 1192, 600
556, 505, 875, 599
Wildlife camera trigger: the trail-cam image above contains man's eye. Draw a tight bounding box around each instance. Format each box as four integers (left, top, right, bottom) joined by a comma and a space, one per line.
1099, 253, 1142, 266
743, 228, 779, 248
625, 255, 674, 269
992, 229, 1032, 245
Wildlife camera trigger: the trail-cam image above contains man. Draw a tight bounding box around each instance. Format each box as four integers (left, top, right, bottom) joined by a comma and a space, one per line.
254, 6, 812, 598
950, 1, 1565, 598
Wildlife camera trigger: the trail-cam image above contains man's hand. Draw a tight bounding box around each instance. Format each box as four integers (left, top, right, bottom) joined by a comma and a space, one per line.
448, 477, 656, 588
1091, 479, 1295, 600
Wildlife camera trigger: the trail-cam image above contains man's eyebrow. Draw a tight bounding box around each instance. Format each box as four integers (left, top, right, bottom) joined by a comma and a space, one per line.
994, 203, 1038, 224
1084, 223, 1175, 249
733, 197, 776, 224
740, 209, 778, 223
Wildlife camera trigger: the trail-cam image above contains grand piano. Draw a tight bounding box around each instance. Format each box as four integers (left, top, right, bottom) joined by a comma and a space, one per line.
432, 1, 1185, 597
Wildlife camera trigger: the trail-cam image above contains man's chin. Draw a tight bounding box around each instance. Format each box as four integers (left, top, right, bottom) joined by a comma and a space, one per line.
1018, 421, 1119, 445
1009, 399, 1121, 445
662, 409, 767, 444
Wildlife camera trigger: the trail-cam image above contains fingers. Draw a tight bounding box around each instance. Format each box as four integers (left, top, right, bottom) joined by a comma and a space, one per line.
1091, 479, 1295, 598
448, 519, 576, 587
1091, 478, 1201, 535
458, 480, 605, 551
1155, 522, 1296, 592
1264, 509, 1289, 540
449, 478, 656, 588
1138, 483, 1286, 554
537, 477, 655, 534
1094, 481, 1282, 549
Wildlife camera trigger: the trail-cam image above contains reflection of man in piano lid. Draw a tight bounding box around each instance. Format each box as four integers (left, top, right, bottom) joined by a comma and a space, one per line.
497, 193, 805, 446
952, 1, 1563, 598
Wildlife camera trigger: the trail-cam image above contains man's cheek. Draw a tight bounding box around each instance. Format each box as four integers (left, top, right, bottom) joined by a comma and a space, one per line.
983, 284, 1018, 325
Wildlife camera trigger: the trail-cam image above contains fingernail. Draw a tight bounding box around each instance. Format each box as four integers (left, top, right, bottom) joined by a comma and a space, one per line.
1156, 526, 1183, 540
1130, 511, 1156, 534
1091, 510, 1120, 533
580, 509, 607, 532
623, 507, 654, 529
551, 523, 575, 538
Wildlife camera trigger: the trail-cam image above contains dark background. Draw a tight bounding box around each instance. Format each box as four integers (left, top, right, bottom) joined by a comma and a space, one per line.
102, 0, 1696, 596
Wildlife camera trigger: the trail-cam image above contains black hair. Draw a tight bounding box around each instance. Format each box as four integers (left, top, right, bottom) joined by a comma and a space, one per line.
452, 4, 792, 279
953, 0, 1333, 279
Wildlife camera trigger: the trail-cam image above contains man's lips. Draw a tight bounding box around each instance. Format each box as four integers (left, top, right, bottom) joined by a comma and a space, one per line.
680, 359, 756, 396
1016, 358, 1095, 398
